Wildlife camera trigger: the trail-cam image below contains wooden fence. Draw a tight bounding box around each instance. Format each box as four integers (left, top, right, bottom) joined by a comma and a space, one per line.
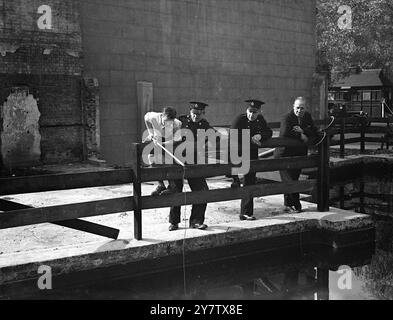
328, 117, 392, 158
0, 137, 330, 241
130, 137, 330, 240
217, 117, 392, 159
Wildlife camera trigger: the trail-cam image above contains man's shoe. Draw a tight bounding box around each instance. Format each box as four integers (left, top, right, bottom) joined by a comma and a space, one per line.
160, 186, 180, 196
284, 206, 296, 213
190, 223, 208, 230
240, 215, 256, 221
169, 224, 179, 231
231, 181, 241, 189
294, 204, 303, 213
151, 185, 166, 196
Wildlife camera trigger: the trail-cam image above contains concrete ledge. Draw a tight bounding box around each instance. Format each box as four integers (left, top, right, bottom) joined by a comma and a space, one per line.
0, 195, 374, 289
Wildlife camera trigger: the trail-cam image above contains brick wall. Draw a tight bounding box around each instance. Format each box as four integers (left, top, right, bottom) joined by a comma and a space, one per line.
0, 74, 83, 164
0, 0, 84, 165
80, 0, 317, 165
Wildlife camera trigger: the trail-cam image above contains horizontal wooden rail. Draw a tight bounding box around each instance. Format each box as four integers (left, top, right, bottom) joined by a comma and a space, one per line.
259, 137, 309, 148
329, 126, 387, 136
343, 137, 363, 144
365, 126, 388, 134
0, 169, 133, 196
0, 197, 134, 230
329, 141, 339, 147
140, 155, 318, 182
213, 119, 328, 129
142, 137, 308, 150
369, 117, 393, 123
141, 180, 317, 210
135, 135, 330, 241
365, 137, 384, 143
330, 192, 393, 203
328, 127, 363, 135
330, 138, 362, 146
334, 117, 368, 125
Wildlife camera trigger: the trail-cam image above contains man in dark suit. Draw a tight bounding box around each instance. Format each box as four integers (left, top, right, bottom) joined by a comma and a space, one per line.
275, 97, 318, 213
230, 99, 273, 221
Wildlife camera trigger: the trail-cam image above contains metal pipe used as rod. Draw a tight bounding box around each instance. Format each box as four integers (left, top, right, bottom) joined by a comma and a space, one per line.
154, 141, 186, 167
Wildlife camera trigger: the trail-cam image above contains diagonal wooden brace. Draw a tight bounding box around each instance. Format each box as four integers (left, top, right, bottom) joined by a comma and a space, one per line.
0, 199, 120, 239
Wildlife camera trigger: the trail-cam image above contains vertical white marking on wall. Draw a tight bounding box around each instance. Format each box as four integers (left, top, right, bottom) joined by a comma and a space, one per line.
137, 82, 154, 142
37, 5, 52, 30
1, 89, 41, 168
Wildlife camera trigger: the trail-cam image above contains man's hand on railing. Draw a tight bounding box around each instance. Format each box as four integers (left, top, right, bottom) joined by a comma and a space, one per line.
292, 126, 304, 134
251, 135, 263, 147
142, 134, 155, 144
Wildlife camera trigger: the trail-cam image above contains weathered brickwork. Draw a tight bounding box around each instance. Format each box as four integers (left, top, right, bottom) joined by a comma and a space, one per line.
0, 0, 84, 166
82, 77, 101, 160
81, 0, 317, 165
0, 0, 81, 72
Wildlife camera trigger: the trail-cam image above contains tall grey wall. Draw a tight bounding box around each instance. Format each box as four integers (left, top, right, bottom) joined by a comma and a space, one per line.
0, 0, 84, 167
80, 0, 316, 165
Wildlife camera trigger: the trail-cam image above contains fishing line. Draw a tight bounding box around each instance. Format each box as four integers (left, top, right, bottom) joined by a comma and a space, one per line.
181, 165, 188, 297
155, 141, 188, 296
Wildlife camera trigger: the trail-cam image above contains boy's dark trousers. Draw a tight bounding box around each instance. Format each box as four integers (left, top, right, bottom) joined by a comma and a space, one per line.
169, 177, 209, 226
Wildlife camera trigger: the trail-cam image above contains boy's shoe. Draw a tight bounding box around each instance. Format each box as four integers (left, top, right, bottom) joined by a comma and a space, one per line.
294, 204, 303, 213
160, 186, 180, 196
151, 185, 166, 196
169, 224, 179, 231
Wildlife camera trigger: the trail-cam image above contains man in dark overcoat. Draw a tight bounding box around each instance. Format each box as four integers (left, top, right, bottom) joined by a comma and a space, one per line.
230, 99, 273, 220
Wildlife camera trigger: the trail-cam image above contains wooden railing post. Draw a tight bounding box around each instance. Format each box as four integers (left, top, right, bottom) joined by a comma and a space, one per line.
359, 180, 365, 213
317, 135, 330, 212
339, 186, 345, 209
360, 122, 366, 154
131, 143, 143, 240
340, 118, 345, 158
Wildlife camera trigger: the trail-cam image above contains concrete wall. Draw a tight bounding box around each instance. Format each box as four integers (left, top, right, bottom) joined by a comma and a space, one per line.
80, 0, 317, 165
0, 0, 84, 166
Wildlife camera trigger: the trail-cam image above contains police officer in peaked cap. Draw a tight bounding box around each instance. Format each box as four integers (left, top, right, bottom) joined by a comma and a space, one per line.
167, 101, 220, 232
230, 99, 273, 221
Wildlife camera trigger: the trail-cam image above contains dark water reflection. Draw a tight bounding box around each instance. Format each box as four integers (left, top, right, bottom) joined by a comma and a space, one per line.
18, 233, 393, 300
327, 162, 393, 300
69, 232, 390, 300
38, 240, 389, 300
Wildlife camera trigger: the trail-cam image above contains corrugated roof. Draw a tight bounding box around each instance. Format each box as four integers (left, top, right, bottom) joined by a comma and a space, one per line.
332, 69, 384, 88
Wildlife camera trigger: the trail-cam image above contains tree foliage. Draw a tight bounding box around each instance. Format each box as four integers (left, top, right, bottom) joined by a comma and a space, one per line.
317, 0, 393, 80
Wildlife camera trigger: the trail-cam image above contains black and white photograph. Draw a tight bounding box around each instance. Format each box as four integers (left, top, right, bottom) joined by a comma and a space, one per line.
0, 0, 393, 305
